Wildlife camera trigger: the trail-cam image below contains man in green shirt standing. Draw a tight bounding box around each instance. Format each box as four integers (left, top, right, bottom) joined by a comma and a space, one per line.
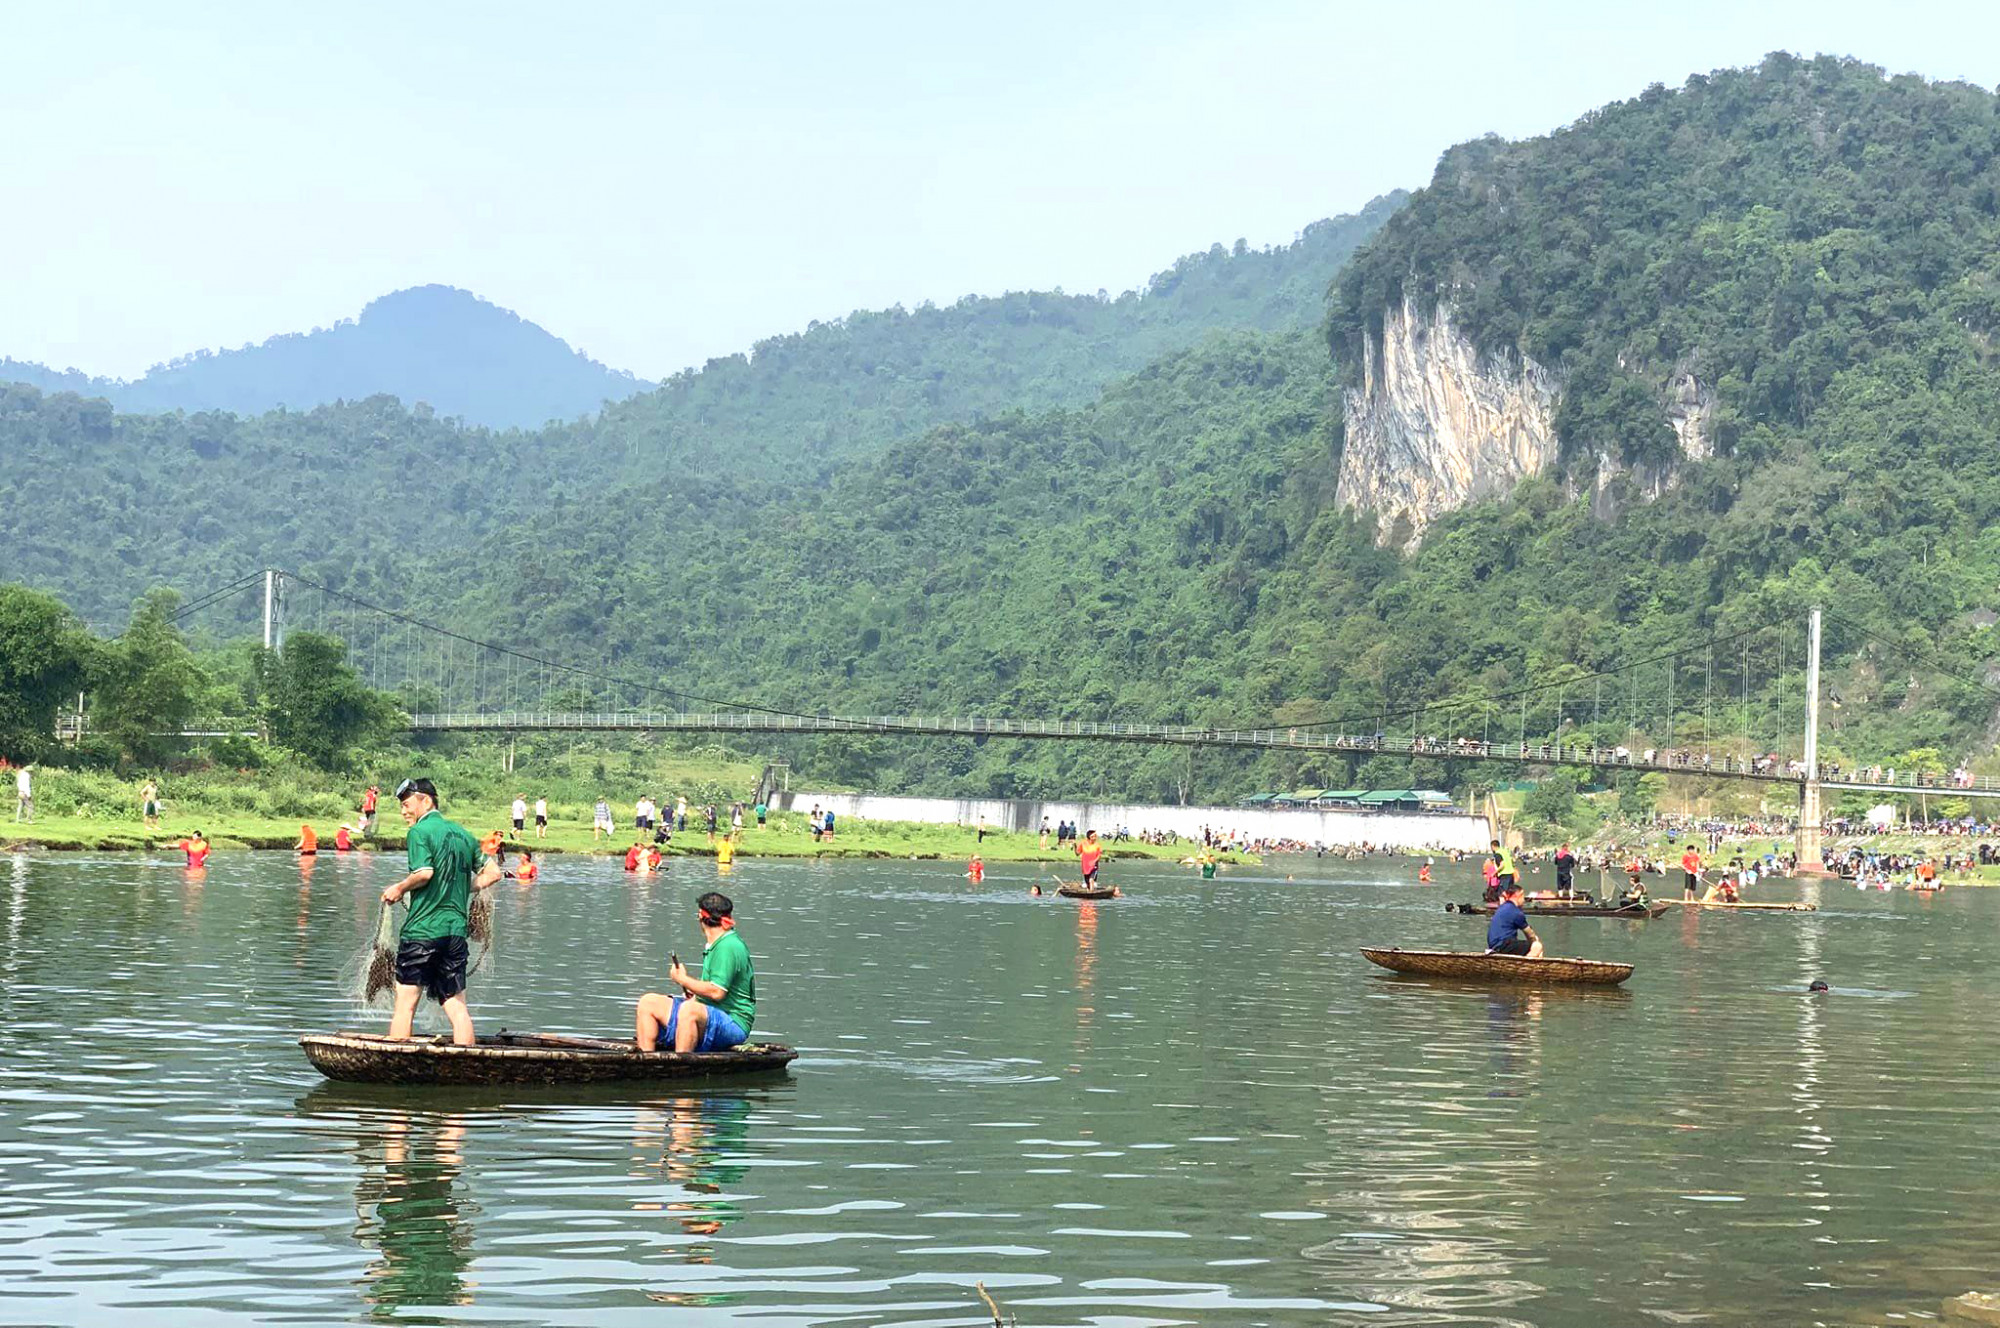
381, 778, 501, 1046
635, 891, 756, 1053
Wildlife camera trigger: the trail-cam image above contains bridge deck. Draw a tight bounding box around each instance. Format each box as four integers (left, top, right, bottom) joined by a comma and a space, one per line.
396, 711, 2000, 801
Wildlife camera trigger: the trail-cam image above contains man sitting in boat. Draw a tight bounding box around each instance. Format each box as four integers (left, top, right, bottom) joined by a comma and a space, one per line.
1700, 875, 1742, 904
635, 891, 756, 1053
1487, 883, 1543, 959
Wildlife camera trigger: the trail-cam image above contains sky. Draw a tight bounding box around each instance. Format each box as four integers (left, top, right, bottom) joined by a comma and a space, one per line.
6, 0, 2000, 381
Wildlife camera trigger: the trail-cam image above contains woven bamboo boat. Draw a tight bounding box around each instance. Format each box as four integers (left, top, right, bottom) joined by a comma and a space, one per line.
1450, 900, 1669, 919
300, 1030, 797, 1086
1360, 947, 1634, 986
1658, 899, 1818, 912
1057, 883, 1117, 900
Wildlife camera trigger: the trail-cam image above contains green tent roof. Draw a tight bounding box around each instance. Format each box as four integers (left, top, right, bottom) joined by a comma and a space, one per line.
1317, 789, 1366, 800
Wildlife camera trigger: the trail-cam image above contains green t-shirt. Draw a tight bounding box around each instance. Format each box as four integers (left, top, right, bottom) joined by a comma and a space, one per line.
699, 929, 756, 1034
401, 809, 479, 941
1494, 847, 1517, 878
1200, 861, 1217, 880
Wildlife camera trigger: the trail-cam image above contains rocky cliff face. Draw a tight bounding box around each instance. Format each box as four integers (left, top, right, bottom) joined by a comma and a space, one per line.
1337, 301, 1716, 543
1335, 298, 1564, 543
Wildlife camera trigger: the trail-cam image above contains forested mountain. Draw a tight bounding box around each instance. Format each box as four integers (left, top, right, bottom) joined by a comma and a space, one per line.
7, 57, 2000, 806
1, 287, 652, 429
0, 193, 1402, 458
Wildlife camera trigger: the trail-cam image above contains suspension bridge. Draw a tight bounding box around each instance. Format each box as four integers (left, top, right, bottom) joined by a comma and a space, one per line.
96, 568, 2000, 867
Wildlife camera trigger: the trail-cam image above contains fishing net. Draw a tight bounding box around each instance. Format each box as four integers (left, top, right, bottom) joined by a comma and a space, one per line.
344, 901, 401, 1011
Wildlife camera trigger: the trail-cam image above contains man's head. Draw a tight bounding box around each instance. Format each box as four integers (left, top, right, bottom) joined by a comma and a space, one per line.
697, 891, 735, 932
395, 778, 439, 825
1491, 839, 1501, 850
1086, 830, 1098, 841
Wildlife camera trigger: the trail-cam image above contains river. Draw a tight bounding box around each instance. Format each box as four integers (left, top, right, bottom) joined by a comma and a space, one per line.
0, 849, 1993, 1326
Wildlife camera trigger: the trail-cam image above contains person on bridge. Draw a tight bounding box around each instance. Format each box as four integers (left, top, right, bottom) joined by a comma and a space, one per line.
635, 892, 755, 1053
1487, 883, 1543, 958
1680, 844, 1703, 899
380, 778, 502, 1047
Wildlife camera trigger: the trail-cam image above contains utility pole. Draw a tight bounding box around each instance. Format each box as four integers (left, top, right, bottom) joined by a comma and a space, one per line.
1798, 606, 1827, 872
262, 569, 276, 650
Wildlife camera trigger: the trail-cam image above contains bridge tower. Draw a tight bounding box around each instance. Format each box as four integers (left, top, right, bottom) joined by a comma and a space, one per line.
1796, 605, 1828, 873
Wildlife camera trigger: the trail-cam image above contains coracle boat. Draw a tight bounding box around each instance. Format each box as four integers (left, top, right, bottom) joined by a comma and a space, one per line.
1657, 899, 1818, 912
1057, 883, 1117, 900
1360, 947, 1634, 986
1450, 899, 1669, 919
300, 1030, 798, 1086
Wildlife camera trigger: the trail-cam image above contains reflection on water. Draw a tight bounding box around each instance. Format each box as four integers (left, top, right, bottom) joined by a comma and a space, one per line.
3, 850, 2000, 1325
354, 1111, 474, 1312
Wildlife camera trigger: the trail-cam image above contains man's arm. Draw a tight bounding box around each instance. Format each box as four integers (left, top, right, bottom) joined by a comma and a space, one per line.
473, 861, 503, 892
383, 866, 433, 903
670, 960, 725, 1001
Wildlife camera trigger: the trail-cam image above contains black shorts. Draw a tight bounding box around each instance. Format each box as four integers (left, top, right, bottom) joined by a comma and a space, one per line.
535, 815, 547, 826
512, 819, 524, 831
396, 936, 470, 1002
1082, 867, 1099, 885
1491, 935, 1533, 956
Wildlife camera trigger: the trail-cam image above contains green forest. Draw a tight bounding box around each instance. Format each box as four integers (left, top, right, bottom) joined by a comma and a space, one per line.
5, 57, 2000, 818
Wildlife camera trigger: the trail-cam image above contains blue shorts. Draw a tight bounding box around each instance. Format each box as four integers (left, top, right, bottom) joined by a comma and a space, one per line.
663, 998, 748, 1053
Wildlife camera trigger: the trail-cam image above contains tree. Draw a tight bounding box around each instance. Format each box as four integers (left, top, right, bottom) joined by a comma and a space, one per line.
1522, 772, 1579, 825
260, 632, 403, 770
95, 588, 205, 764
0, 584, 97, 760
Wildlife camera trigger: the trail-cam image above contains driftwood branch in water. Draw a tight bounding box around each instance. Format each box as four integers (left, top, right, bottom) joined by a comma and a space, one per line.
974, 1281, 1009, 1327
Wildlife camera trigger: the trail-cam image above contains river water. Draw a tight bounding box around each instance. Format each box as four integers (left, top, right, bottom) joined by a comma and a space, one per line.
0, 850, 1994, 1326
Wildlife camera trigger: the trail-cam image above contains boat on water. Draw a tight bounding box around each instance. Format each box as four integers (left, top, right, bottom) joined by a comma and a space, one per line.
1056, 881, 1118, 900
1360, 947, 1634, 986
300, 1030, 798, 1086
1450, 899, 1669, 919
1658, 899, 1818, 912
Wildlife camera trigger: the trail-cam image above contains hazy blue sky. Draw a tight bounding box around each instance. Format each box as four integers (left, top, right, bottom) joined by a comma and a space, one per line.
7, 1, 1998, 380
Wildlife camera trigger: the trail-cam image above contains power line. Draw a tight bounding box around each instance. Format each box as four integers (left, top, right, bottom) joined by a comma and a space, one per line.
1278, 622, 1772, 734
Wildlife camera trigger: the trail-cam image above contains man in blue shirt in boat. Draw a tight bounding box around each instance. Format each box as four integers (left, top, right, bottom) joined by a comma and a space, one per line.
1488, 883, 1543, 958
635, 891, 756, 1053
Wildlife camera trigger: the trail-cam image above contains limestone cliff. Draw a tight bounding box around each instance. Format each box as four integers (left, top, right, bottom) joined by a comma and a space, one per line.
1335, 298, 1563, 543
1336, 300, 1715, 543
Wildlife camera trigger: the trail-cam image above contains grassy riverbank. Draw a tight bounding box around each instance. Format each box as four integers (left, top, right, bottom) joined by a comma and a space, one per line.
1, 758, 1255, 866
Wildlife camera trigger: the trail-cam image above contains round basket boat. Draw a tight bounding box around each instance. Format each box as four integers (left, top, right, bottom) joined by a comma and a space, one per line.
1056, 884, 1117, 900
300, 1030, 798, 1086
1360, 947, 1634, 986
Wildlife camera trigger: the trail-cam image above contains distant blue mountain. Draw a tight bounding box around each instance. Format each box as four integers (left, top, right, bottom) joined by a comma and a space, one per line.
0, 285, 651, 429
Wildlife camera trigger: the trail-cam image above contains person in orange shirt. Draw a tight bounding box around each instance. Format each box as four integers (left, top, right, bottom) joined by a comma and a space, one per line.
1074, 830, 1106, 887
624, 842, 644, 872
966, 855, 985, 884
295, 824, 318, 856
512, 849, 539, 882
174, 832, 211, 867
1680, 845, 1703, 899
334, 824, 354, 851
1418, 859, 1432, 884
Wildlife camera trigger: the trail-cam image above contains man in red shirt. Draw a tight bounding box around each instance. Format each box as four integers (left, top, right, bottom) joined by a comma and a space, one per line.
1680, 845, 1703, 899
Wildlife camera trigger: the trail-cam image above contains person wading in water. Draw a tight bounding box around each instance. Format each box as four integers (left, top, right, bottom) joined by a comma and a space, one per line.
380, 778, 502, 1046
